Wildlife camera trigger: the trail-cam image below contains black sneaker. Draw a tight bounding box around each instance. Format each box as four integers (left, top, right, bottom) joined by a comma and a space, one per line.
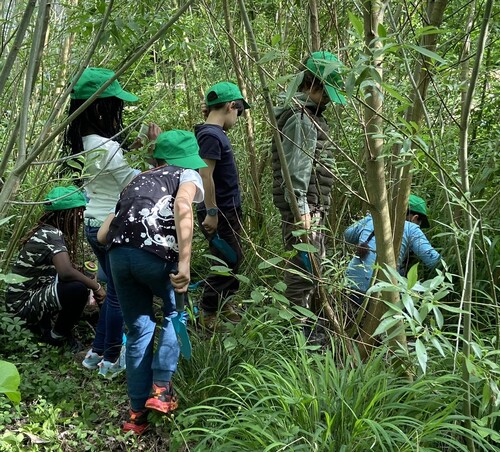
41, 331, 84, 353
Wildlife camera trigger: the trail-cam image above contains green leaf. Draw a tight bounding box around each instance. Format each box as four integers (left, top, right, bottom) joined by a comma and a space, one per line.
465, 357, 477, 376
0, 215, 14, 227
430, 336, 445, 357
250, 290, 265, 303
257, 49, 281, 65
407, 263, 419, 289
209, 265, 232, 275
415, 338, 428, 374
348, 11, 363, 36
292, 305, 317, 320
278, 309, 295, 321
284, 71, 304, 105
273, 281, 287, 292
223, 337, 237, 352
292, 243, 318, 253
235, 274, 250, 284
269, 291, 290, 304
257, 257, 284, 270
377, 23, 387, 38
0, 360, 21, 405
408, 44, 446, 64
432, 306, 444, 329
271, 34, 281, 46
373, 317, 400, 336
0, 273, 29, 284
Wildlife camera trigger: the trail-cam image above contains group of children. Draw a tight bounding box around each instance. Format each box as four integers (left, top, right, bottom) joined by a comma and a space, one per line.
5, 50, 441, 435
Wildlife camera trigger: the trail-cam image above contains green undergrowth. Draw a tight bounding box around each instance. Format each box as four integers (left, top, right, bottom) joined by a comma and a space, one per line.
1, 299, 498, 451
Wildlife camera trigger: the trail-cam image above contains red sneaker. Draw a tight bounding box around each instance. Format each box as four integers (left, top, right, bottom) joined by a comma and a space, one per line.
145, 383, 178, 414
122, 409, 149, 435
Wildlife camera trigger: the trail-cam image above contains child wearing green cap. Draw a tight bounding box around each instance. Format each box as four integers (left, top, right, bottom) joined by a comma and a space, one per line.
99, 130, 206, 435
272, 51, 346, 310
5, 186, 106, 351
65, 67, 160, 377
344, 194, 441, 311
194, 81, 250, 329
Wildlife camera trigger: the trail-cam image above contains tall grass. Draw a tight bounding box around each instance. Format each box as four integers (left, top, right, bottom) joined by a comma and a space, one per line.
169, 306, 496, 451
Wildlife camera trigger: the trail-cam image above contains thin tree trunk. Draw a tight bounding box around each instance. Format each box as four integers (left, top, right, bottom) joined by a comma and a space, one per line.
390, 0, 448, 257
309, 0, 321, 51
358, 0, 408, 359
458, 0, 493, 447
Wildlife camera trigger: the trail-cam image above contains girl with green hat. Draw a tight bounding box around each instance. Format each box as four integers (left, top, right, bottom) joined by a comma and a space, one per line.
6, 186, 106, 351
65, 67, 160, 377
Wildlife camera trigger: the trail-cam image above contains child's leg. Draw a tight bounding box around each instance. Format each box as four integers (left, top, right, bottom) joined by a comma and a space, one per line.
54, 280, 88, 336
109, 246, 158, 411
85, 225, 123, 362
152, 286, 178, 384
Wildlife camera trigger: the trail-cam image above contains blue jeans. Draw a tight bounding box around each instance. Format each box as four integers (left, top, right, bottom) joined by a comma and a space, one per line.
109, 246, 178, 411
85, 225, 124, 362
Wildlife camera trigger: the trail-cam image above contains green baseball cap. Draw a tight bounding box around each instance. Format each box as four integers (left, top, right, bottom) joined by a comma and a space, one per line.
409, 194, 430, 228
153, 130, 208, 170
70, 68, 138, 102
205, 82, 251, 109
305, 51, 346, 105
44, 186, 87, 211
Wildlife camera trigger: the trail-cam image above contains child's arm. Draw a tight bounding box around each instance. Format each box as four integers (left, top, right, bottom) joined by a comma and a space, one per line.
97, 213, 115, 245
52, 252, 106, 303
170, 181, 198, 293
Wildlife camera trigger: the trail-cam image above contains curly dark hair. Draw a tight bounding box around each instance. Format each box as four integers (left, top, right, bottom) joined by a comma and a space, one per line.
64, 97, 125, 156
21, 207, 85, 262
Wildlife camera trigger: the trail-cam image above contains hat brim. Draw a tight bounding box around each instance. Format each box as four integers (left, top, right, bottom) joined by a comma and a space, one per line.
168, 155, 208, 170
324, 85, 346, 105
115, 89, 139, 102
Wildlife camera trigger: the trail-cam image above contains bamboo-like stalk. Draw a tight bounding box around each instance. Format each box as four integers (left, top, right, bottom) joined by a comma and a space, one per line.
458, 0, 493, 446
309, 0, 321, 51
0, 0, 37, 98
222, 0, 262, 229
358, 0, 408, 359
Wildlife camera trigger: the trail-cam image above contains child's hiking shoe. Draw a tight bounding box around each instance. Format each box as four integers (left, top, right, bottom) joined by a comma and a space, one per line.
41, 330, 84, 353
98, 357, 125, 379
221, 302, 242, 324
122, 409, 149, 435
145, 383, 178, 414
82, 349, 103, 370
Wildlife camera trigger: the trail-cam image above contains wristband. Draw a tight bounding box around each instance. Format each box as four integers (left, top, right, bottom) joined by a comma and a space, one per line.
94, 283, 101, 292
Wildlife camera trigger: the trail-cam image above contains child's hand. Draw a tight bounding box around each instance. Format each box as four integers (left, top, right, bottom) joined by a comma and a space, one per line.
170, 263, 190, 293
93, 286, 106, 305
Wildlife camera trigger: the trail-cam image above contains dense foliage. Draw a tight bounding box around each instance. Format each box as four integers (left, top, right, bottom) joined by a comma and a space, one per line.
0, 0, 498, 450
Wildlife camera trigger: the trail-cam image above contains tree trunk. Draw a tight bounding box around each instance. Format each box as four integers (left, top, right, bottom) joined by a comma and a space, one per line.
358, 0, 408, 359
390, 0, 448, 256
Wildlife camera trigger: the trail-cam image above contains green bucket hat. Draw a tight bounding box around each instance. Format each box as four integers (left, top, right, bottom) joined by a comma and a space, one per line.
70, 68, 138, 102
409, 194, 430, 228
153, 130, 208, 170
205, 82, 251, 109
44, 186, 87, 211
305, 51, 346, 105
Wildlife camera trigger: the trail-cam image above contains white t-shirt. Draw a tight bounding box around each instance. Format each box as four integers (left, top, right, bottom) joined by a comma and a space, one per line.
82, 134, 137, 222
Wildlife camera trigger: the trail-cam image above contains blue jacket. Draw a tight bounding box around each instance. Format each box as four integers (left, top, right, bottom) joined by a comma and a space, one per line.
345, 216, 441, 294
